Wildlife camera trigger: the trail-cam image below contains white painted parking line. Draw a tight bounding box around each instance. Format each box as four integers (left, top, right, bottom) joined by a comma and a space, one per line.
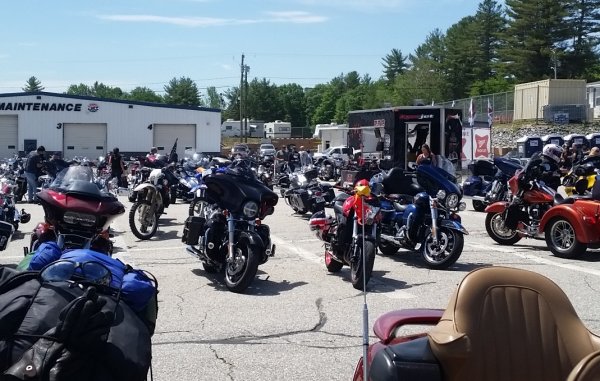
127, 246, 187, 252
272, 235, 415, 299
467, 243, 600, 277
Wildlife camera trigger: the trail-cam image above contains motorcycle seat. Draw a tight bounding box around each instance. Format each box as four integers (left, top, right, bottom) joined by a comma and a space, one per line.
386, 194, 413, 204
425, 267, 600, 381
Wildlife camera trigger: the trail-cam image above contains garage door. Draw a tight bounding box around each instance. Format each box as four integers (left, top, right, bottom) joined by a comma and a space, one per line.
63, 123, 107, 160
0, 115, 18, 159
153, 124, 196, 159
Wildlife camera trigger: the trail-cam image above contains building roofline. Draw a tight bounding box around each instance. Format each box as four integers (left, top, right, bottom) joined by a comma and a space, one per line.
0, 91, 221, 113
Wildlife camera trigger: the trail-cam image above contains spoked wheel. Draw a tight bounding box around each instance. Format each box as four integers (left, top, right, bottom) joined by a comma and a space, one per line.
422, 227, 464, 270
350, 240, 376, 291
485, 212, 522, 245
324, 250, 343, 272
472, 200, 486, 212
545, 218, 587, 259
224, 238, 260, 293
129, 201, 159, 240
189, 198, 210, 218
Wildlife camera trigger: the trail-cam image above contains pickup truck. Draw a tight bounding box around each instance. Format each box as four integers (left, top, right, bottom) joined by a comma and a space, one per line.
313, 146, 353, 162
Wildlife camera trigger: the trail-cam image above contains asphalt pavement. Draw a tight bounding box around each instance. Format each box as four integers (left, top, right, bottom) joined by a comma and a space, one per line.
2, 194, 600, 381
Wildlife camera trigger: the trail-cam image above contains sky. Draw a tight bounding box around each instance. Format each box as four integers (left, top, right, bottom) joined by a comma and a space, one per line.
0, 0, 482, 96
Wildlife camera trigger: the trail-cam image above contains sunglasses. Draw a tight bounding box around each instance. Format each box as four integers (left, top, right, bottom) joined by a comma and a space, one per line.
40, 260, 113, 286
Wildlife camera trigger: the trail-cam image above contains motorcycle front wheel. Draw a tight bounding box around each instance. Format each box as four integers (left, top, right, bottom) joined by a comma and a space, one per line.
189, 198, 210, 218
485, 212, 522, 245
350, 240, 376, 291
422, 227, 464, 270
225, 238, 261, 293
129, 201, 159, 240
378, 241, 400, 255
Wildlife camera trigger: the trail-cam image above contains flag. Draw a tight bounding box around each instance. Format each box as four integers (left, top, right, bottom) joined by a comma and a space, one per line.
451, 100, 455, 107
468, 98, 476, 127
487, 98, 493, 128
168, 138, 178, 162
431, 99, 435, 106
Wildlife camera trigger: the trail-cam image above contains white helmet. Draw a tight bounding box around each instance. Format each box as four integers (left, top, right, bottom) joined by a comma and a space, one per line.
542, 143, 563, 163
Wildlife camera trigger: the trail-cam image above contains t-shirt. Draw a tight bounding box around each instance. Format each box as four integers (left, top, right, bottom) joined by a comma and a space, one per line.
110, 153, 123, 172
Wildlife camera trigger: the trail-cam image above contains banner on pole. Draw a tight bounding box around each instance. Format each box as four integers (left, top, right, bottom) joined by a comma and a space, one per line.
473, 128, 491, 159
461, 127, 473, 169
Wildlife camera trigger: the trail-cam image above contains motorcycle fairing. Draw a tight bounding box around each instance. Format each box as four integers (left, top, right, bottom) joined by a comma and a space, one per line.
439, 220, 469, 235
484, 201, 509, 214
39, 190, 125, 216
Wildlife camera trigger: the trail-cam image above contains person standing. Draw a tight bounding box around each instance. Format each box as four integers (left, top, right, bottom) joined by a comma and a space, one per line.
108, 147, 126, 187
47, 152, 69, 178
24, 146, 46, 203
416, 144, 437, 166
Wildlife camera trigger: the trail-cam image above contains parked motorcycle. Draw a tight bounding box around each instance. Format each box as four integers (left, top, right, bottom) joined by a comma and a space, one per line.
353, 266, 598, 381
562, 162, 598, 196
128, 164, 179, 240
182, 160, 278, 293
309, 179, 381, 290
284, 166, 333, 214
0, 177, 30, 231
462, 155, 523, 211
29, 165, 125, 254
484, 152, 556, 245
375, 160, 468, 270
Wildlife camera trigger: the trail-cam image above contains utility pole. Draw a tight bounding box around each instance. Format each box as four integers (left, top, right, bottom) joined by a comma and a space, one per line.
240, 54, 245, 143
244, 64, 250, 143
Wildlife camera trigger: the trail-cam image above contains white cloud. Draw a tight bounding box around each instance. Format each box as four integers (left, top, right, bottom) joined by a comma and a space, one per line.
296, 0, 416, 11
220, 64, 233, 71
265, 11, 328, 23
97, 11, 327, 27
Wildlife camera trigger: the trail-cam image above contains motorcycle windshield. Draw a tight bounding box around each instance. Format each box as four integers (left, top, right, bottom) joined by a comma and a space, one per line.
50, 166, 108, 199
416, 161, 461, 197
204, 172, 278, 215
520, 151, 543, 181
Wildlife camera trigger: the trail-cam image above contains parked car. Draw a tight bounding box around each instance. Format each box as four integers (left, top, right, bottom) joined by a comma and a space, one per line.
231, 144, 249, 158
259, 143, 276, 157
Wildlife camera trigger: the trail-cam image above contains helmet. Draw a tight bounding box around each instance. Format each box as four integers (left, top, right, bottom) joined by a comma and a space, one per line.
542, 143, 563, 163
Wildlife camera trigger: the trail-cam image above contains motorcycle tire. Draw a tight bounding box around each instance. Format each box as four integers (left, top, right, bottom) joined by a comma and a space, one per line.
485, 212, 522, 245
422, 227, 464, 270
224, 238, 261, 293
545, 218, 587, 259
378, 241, 400, 255
472, 200, 486, 212
189, 198, 209, 218
324, 250, 343, 272
129, 201, 159, 240
350, 240, 376, 291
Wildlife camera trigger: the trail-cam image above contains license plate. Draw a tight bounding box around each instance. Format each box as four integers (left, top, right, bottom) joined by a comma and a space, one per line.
315, 196, 325, 203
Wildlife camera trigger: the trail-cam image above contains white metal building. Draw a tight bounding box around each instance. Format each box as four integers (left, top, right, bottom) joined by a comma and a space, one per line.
313, 123, 348, 152
0, 92, 221, 160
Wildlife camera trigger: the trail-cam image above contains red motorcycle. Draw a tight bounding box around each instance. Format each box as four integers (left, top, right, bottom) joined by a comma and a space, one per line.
353, 266, 600, 381
309, 179, 381, 290
484, 152, 557, 245
29, 165, 125, 254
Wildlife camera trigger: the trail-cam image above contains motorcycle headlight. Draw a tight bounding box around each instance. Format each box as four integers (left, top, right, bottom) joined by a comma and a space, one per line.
243, 201, 259, 218
446, 193, 459, 209
436, 190, 446, 200
458, 201, 467, 211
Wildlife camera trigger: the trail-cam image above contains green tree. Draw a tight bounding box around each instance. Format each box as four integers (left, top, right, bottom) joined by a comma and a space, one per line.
65, 83, 93, 96
246, 78, 281, 122
126, 87, 163, 103
562, 0, 600, 79
205, 86, 223, 109
22, 76, 44, 92
277, 83, 306, 127
501, 0, 569, 81
382, 49, 408, 82
221, 87, 240, 121
473, 0, 506, 81
444, 16, 480, 99
91, 82, 124, 99
163, 77, 202, 106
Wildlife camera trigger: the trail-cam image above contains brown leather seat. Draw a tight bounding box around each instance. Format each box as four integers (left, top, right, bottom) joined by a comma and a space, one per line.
568, 350, 600, 381
427, 266, 600, 381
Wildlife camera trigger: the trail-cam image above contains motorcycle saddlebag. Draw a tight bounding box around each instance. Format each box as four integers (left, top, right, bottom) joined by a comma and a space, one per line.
462, 176, 482, 197
369, 337, 442, 381
182, 216, 206, 245
0, 220, 14, 251
469, 159, 496, 177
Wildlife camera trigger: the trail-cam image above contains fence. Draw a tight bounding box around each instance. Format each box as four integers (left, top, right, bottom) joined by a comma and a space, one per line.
438, 85, 600, 124
437, 91, 514, 125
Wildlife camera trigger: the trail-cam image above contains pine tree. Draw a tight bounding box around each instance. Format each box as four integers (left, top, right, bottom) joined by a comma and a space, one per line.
501, 0, 569, 82
382, 49, 408, 83
22, 76, 44, 92
562, 0, 600, 79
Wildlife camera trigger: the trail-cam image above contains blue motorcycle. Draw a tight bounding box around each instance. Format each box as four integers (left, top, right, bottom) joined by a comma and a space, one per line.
462, 155, 523, 212
372, 157, 468, 270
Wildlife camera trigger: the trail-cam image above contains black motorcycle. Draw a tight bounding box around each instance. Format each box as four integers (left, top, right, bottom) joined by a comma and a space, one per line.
182, 161, 278, 293
284, 166, 334, 214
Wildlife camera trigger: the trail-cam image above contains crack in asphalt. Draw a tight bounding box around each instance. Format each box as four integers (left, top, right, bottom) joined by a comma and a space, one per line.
209, 344, 235, 381
153, 298, 352, 347
584, 276, 600, 292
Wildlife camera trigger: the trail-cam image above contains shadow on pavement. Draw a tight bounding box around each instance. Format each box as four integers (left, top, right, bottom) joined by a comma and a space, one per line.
190, 268, 308, 295
379, 250, 491, 272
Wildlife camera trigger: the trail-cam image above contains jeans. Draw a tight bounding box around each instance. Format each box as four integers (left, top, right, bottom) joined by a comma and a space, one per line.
109, 170, 123, 187
24, 172, 38, 202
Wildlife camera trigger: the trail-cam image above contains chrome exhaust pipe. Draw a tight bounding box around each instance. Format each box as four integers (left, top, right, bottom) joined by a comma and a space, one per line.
379, 234, 400, 245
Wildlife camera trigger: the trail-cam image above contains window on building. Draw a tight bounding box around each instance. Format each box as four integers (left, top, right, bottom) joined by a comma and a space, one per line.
225, 125, 233, 130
